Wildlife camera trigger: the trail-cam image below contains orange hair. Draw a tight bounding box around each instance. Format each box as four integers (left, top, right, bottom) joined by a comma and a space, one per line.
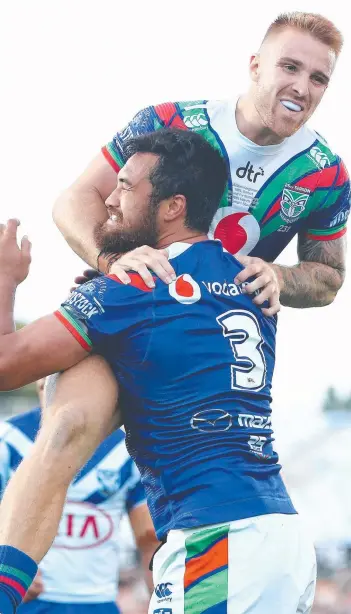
262, 12, 343, 57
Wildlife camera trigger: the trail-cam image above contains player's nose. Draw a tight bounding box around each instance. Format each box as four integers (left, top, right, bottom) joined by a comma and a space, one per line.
105, 186, 120, 208
291, 73, 309, 100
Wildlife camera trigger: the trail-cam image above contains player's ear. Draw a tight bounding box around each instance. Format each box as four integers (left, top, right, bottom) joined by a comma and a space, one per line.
249, 53, 260, 83
162, 195, 187, 222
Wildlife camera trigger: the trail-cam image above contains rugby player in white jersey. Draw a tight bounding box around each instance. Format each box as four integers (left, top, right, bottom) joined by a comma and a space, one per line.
54, 11, 349, 315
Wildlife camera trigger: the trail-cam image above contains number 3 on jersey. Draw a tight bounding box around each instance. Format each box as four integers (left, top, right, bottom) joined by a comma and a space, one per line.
216, 310, 266, 391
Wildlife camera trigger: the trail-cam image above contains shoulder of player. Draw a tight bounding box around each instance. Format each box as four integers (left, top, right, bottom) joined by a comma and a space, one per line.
153, 99, 209, 113
306, 124, 345, 167
105, 273, 157, 295
150, 99, 211, 129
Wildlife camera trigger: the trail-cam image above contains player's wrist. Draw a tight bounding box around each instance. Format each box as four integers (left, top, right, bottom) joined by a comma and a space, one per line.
97, 251, 122, 274
0, 273, 19, 290
270, 263, 285, 294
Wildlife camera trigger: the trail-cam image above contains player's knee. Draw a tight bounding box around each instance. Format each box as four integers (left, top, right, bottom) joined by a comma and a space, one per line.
41, 404, 97, 458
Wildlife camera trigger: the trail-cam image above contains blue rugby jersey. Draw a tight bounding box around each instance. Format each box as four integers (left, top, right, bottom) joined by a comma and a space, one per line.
56, 240, 295, 539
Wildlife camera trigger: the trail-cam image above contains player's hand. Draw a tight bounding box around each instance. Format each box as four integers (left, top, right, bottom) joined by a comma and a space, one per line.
109, 246, 176, 289
70, 268, 101, 292
234, 255, 281, 316
0, 219, 31, 285
74, 268, 101, 285
23, 570, 44, 602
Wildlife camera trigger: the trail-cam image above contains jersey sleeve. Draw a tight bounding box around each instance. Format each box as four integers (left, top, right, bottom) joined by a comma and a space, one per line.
54, 274, 155, 352
125, 464, 147, 512
101, 102, 189, 173
304, 158, 350, 240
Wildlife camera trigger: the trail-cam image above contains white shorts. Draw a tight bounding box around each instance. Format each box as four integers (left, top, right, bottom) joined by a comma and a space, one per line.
149, 513, 316, 614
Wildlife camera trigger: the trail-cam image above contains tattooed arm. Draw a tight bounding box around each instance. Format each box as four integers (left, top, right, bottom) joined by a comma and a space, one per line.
272, 233, 347, 308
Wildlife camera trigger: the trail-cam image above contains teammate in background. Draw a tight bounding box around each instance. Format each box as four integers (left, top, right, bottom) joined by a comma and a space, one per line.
54, 11, 350, 317
0, 380, 157, 614
0, 129, 316, 613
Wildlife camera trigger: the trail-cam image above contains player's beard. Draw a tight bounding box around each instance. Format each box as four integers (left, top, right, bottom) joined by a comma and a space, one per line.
94, 205, 159, 255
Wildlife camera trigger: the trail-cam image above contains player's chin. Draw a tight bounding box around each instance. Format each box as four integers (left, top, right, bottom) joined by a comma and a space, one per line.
276, 114, 307, 138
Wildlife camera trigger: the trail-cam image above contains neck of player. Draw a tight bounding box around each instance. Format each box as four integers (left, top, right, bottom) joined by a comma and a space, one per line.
236, 93, 284, 146
157, 230, 209, 249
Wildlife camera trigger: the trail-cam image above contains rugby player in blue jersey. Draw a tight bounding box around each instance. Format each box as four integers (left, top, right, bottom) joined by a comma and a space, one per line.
0, 129, 316, 613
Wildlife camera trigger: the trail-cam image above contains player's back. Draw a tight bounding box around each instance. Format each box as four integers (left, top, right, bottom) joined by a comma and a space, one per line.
62, 240, 295, 538
120, 241, 294, 536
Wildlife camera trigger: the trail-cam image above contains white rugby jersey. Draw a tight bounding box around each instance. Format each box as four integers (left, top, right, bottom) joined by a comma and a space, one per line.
0, 409, 146, 603
103, 97, 350, 262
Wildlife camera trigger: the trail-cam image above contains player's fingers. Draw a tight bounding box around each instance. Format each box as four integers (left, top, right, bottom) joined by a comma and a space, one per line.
155, 248, 175, 280
234, 263, 263, 284
31, 578, 44, 593
234, 254, 253, 267
121, 248, 175, 283
242, 274, 271, 294
131, 262, 155, 288
252, 282, 276, 305
108, 263, 131, 285
4, 218, 20, 240
74, 275, 89, 285
84, 268, 101, 280
21, 235, 32, 261
262, 292, 281, 316
73, 269, 100, 285
137, 254, 175, 284
262, 302, 281, 316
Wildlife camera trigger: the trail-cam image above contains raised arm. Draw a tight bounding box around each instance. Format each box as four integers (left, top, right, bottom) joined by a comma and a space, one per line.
53, 102, 184, 273
0, 220, 89, 390
53, 152, 117, 269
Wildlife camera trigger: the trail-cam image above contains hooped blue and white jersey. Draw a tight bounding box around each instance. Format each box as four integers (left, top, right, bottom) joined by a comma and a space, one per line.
0, 409, 146, 603
56, 240, 296, 540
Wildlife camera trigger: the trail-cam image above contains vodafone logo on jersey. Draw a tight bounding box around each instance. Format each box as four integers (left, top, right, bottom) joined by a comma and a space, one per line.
54, 501, 114, 550
169, 274, 201, 304
210, 209, 260, 256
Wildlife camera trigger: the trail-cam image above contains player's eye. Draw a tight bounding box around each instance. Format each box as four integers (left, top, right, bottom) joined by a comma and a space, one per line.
284, 64, 297, 72
119, 180, 131, 191
312, 74, 327, 85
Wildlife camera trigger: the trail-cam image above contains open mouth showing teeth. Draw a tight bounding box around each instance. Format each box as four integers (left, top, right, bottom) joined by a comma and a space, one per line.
110, 214, 118, 221
281, 100, 303, 112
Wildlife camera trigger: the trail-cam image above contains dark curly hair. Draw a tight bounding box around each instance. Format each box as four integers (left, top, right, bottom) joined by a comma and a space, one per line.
124, 128, 228, 234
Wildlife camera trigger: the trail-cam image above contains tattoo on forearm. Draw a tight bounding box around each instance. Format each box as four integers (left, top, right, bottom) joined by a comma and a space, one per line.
298, 236, 346, 274
276, 235, 346, 308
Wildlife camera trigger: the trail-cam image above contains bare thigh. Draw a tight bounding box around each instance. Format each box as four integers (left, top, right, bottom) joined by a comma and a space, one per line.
43, 354, 122, 441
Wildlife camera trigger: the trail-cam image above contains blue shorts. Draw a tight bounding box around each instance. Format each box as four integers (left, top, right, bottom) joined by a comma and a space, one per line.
18, 600, 120, 614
